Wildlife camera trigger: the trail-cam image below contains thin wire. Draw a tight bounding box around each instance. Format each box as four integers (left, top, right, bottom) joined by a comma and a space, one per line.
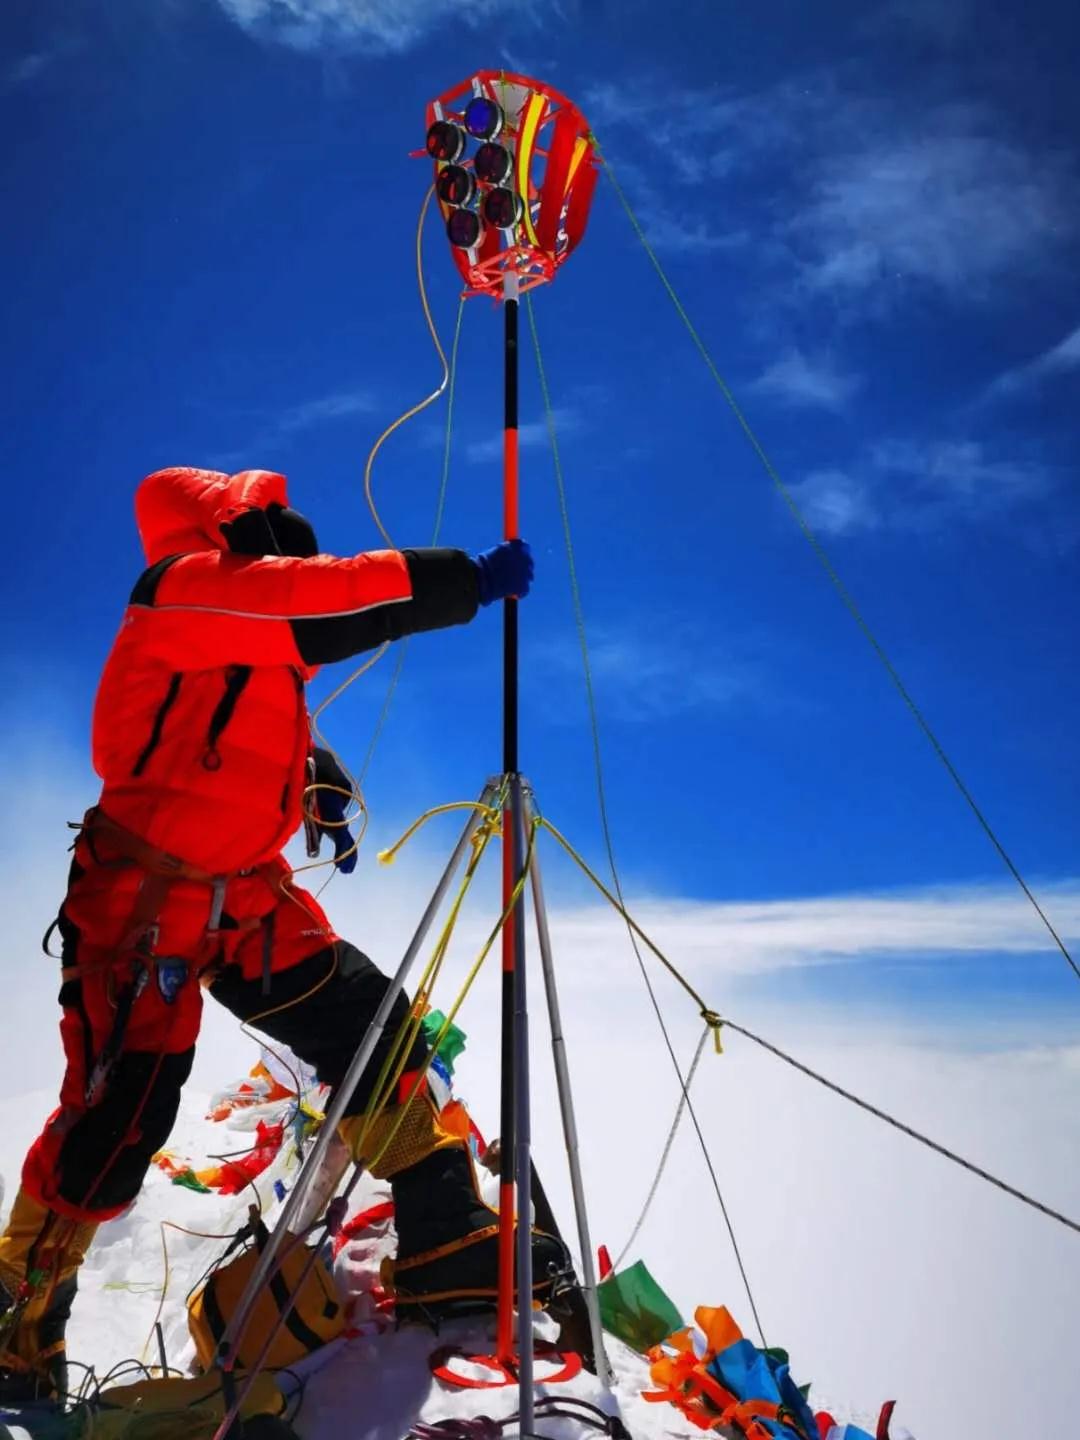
525, 293, 768, 1347
722, 1017, 1080, 1235
597, 146, 1080, 989
539, 812, 1080, 1239
614, 1025, 710, 1271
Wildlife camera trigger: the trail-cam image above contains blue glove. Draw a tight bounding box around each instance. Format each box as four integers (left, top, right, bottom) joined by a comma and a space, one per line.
311, 747, 357, 874
472, 539, 534, 606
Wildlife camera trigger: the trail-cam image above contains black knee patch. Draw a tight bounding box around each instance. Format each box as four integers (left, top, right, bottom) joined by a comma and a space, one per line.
210, 943, 427, 1116
57, 1048, 194, 1213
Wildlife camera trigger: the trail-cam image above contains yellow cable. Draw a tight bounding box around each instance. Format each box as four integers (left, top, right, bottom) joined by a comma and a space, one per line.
293, 188, 465, 884
238, 946, 340, 1031
363, 184, 452, 548
376, 800, 503, 867
351, 794, 506, 1155
363, 817, 541, 1173
537, 816, 724, 1047
355, 832, 490, 1154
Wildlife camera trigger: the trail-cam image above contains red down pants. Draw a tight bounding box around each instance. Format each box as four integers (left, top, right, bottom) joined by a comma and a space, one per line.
24, 839, 426, 1224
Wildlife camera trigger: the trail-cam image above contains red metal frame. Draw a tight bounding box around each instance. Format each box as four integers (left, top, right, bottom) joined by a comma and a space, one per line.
424, 70, 599, 299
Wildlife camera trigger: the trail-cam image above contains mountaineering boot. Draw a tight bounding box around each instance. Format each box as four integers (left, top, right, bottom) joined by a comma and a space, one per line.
339, 1091, 572, 1317
0, 1187, 97, 1404
389, 1144, 571, 1316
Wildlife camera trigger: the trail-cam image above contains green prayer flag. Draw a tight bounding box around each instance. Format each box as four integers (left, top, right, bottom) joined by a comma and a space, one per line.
598, 1260, 684, 1353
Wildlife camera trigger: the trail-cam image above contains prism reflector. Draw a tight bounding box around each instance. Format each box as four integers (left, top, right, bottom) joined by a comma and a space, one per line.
474, 142, 513, 185
463, 95, 503, 140
447, 208, 482, 249
436, 164, 477, 207
483, 187, 524, 231
426, 121, 466, 163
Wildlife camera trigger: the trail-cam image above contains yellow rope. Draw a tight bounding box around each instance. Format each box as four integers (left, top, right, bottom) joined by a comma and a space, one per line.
537, 816, 724, 1049
358, 808, 501, 1147
294, 189, 465, 885
377, 800, 503, 867
362, 816, 541, 1173
363, 185, 453, 548
345, 789, 508, 1162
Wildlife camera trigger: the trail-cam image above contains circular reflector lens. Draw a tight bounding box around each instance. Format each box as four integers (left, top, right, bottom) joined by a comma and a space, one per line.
447, 208, 482, 249
436, 164, 476, 207
482, 187, 524, 231
426, 120, 466, 163
474, 142, 513, 185
464, 96, 504, 141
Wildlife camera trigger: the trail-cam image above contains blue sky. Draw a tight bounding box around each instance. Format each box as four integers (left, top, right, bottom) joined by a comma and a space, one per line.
3, 0, 1079, 1034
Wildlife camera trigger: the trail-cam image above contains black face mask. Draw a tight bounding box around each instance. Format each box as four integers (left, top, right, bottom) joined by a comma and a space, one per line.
221, 502, 319, 557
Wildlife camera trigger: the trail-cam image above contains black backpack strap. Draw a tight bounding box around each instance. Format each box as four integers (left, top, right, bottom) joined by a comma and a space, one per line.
130, 553, 185, 607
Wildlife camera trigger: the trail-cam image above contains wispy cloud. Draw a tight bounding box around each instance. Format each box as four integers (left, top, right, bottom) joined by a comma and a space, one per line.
986, 323, 1080, 400
215, 0, 550, 53
3, 38, 80, 91
788, 438, 1055, 538
875, 437, 1051, 504
214, 385, 375, 467
787, 468, 879, 537
465, 409, 580, 464
588, 72, 1076, 299
585, 86, 764, 254
275, 387, 374, 434
538, 876, 1080, 979
532, 623, 771, 723
791, 124, 1075, 299
749, 348, 862, 413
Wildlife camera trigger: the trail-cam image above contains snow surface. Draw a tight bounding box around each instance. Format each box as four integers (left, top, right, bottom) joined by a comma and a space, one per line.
1, 1075, 869, 1440
3, 824, 1078, 1440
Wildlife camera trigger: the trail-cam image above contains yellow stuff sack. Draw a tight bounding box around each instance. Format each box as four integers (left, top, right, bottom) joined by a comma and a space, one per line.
188, 1217, 345, 1372
95, 1370, 288, 1439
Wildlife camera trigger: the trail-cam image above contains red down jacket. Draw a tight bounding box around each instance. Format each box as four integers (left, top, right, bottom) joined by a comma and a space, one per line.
92, 466, 479, 874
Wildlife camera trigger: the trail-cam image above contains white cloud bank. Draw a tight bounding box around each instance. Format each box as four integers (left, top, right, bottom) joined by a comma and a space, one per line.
2, 757, 1078, 1439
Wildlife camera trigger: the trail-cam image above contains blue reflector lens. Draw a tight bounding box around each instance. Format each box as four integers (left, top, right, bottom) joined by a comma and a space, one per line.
464, 96, 503, 140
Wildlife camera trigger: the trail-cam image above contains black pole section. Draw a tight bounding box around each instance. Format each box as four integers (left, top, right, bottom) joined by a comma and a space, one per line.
496, 286, 522, 1358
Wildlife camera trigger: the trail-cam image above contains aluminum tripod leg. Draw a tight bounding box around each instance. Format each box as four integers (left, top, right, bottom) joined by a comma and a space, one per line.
215, 779, 499, 1373
523, 790, 613, 1387
509, 774, 534, 1432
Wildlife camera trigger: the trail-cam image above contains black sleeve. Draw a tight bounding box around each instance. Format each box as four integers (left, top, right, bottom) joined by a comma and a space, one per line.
290, 548, 480, 666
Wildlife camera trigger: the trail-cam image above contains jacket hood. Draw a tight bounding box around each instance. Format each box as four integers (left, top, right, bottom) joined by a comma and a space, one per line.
135, 468, 290, 565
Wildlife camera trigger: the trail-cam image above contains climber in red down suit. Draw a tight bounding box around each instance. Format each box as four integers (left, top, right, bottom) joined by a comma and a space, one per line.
0, 466, 565, 1400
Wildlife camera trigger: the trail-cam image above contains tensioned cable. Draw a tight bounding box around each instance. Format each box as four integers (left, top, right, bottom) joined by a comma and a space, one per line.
538, 811, 1080, 1239
721, 1017, 1080, 1235
525, 293, 768, 1347
595, 145, 1079, 989
614, 1025, 710, 1271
